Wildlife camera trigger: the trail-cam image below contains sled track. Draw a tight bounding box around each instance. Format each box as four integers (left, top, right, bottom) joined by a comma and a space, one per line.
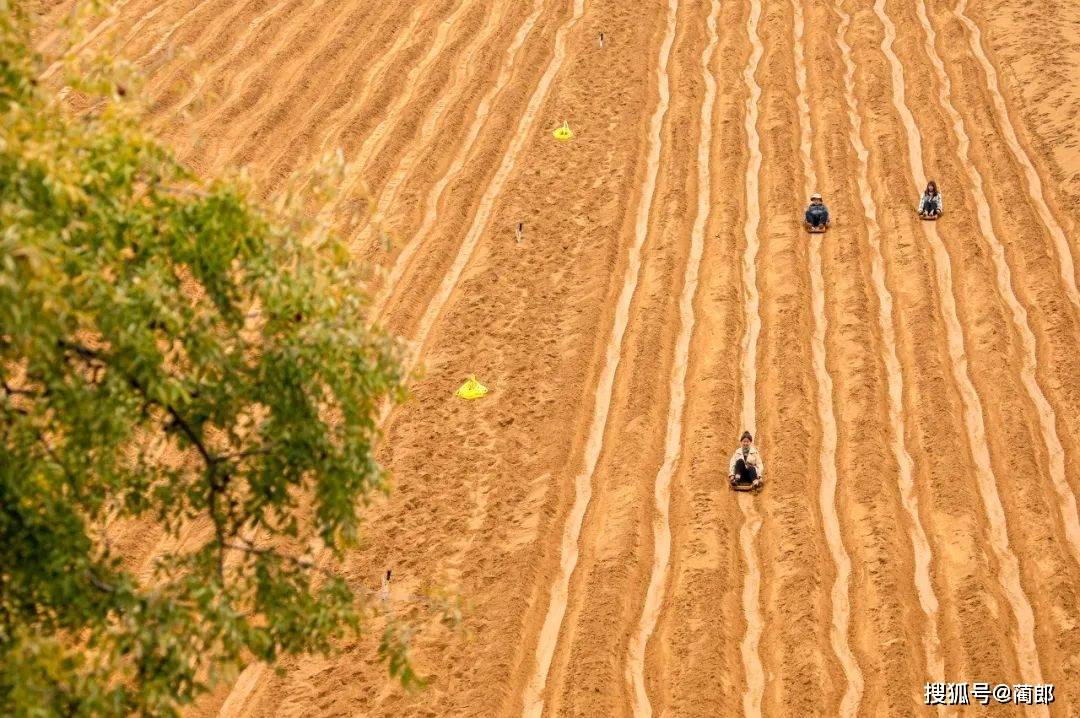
952, 1, 1080, 315
792, 2, 862, 714
520, 0, 675, 714
623, 1, 719, 715
832, 0, 944, 688
371, 0, 548, 320
737, 0, 766, 714
911, 0, 1080, 572
37, 0, 1080, 713
874, 0, 1045, 694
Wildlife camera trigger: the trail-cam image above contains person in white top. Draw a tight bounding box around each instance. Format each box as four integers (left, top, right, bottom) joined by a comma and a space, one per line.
729, 431, 764, 488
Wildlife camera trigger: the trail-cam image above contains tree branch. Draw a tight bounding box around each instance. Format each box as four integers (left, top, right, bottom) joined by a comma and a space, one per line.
1, 379, 37, 398
58, 337, 235, 577
57, 338, 219, 468
85, 569, 117, 594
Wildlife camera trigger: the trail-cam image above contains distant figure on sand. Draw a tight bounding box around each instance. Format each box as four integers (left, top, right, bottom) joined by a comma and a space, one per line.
918, 180, 942, 219
804, 192, 830, 232
729, 431, 764, 489
379, 569, 391, 608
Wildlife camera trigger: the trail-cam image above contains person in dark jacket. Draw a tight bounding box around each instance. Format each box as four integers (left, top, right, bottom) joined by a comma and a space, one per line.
919, 180, 943, 218
805, 193, 830, 230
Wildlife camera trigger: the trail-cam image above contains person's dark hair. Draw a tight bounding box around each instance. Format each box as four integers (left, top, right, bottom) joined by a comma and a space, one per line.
741, 431, 753, 442
926, 180, 938, 195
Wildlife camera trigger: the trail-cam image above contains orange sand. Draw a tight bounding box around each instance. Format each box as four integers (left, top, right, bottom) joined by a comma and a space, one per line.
32, 0, 1080, 714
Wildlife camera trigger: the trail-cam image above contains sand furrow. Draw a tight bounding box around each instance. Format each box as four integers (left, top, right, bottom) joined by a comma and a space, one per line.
151, 1, 310, 162
791, 2, 862, 714
218, 0, 407, 173
832, 0, 944, 689
624, 2, 719, 715
139, 0, 274, 114
874, 0, 1045, 695
370, 0, 552, 321
737, 0, 765, 713
519, 1, 675, 715
951, 0, 1080, 314
909, 0, 1080, 572
40, 0, 171, 94
129, 0, 221, 70
250, 1, 427, 191
342, 0, 526, 280
38, 0, 139, 80
180, 0, 359, 168
327, 0, 482, 221
393, 0, 583, 383
242, 0, 433, 201
101, 2, 170, 60
282, 3, 433, 184
154, 0, 295, 121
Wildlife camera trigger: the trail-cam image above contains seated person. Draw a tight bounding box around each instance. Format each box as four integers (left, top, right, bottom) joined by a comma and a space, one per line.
919, 180, 942, 217
805, 193, 830, 229
729, 431, 764, 486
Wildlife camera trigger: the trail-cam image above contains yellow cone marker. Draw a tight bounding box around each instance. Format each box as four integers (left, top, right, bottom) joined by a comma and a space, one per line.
552, 120, 573, 141
455, 375, 489, 400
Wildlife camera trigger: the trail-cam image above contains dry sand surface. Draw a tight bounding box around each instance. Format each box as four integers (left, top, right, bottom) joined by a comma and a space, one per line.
32, 0, 1080, 714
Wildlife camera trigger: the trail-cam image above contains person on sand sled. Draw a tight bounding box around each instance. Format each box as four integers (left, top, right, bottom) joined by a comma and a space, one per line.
804, 193, 830, 233
918, 180, 942, 219
729, 431, 764, 491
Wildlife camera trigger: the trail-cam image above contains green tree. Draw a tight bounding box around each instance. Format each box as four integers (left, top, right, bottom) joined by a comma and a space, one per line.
1, 2, 420, 714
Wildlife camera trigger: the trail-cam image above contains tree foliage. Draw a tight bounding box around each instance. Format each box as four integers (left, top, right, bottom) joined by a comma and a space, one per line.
0, 2, 416, 714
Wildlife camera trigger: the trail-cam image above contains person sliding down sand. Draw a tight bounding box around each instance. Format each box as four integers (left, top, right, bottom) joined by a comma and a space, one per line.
918, 180, 942, 218
804, 193, 830, 230
729, 431, 764, 488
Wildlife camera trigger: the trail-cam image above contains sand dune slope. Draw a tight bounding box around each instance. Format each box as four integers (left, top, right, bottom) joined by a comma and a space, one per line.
33, 0, 1080, 713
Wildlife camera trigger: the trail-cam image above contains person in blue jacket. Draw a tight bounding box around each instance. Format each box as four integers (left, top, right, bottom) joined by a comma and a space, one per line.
805, 192, 830, 230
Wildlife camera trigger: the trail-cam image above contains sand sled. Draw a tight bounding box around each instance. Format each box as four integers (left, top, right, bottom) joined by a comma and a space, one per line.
806, 222, 828, 234
919, 211, 941, 221
730, 476, 764, 493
